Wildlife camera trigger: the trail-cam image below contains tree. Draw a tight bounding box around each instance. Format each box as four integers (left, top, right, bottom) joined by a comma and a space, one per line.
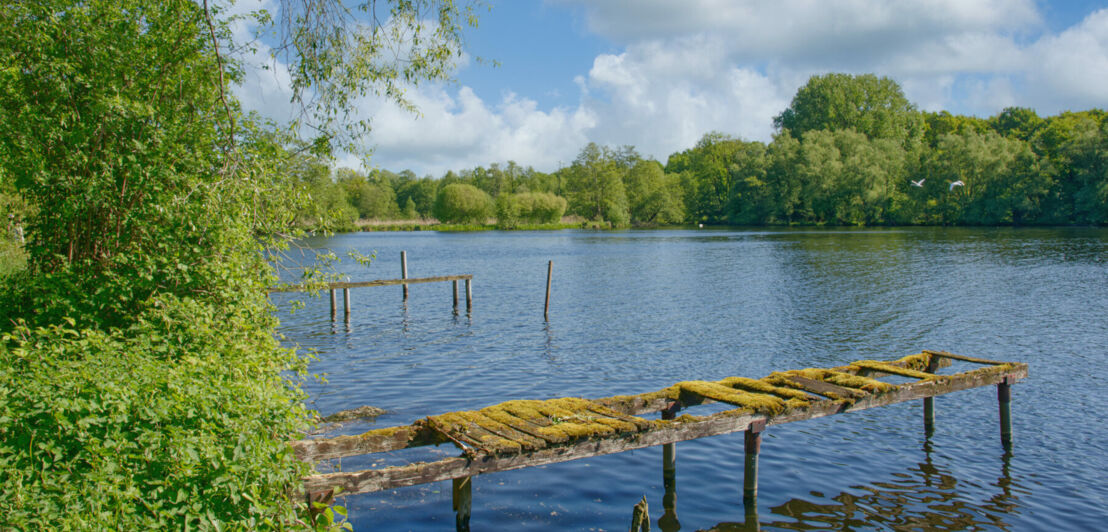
433, 183, 493, 223
0, 0, 484, 527
562, 143, 631, 226
774, 73, 924, 147
624, 160, 685, 225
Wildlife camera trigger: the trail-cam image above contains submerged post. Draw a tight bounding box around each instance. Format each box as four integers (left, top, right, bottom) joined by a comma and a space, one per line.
329, 289, 337, 322
453, 280, 459, 310
923, 354, 940, 434
544, 261, 553, 321
453, 476, 471, 531
998, 376, 1014, 449
343, 288, 351, 322
401, 251, 409, 301
465, 278, 472, 311
743, 419, 765, 503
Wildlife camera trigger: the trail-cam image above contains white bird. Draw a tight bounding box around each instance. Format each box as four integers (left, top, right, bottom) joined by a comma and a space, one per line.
910, 179, 925, 187
949, 180, 965, 190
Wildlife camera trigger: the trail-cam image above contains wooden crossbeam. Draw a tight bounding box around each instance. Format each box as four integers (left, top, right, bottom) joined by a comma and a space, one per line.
269, 274, 473, 293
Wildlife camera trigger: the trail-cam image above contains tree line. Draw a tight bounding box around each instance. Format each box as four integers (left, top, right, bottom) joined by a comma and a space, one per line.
301, 73, 1107, 228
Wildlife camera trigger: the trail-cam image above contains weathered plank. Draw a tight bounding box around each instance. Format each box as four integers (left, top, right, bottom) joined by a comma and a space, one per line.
291, 425, 440, 462
782, 375, 867, 400
924, 349, 1007, 366
269, 274, 474, 293
300, 362, 1026, 495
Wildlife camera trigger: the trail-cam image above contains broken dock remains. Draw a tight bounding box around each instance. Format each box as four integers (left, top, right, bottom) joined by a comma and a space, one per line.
293, 350, 1026, 526
268, 251, 473, 320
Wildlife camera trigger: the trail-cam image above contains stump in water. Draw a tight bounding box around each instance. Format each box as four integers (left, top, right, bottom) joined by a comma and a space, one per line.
630, 495, 650, 532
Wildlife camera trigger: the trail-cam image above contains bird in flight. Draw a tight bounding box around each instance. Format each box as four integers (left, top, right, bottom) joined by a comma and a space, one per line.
911, 179, 925, 187
949, 180, 965, 190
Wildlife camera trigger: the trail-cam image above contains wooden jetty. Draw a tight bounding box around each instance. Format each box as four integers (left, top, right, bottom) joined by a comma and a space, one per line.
269, 252, 473, 320
293, 350, 1026, 526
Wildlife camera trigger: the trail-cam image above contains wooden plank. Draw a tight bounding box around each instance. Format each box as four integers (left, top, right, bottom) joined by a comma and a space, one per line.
300, 363, 1027, 494
269, 275, 474, 293
924, 349, 1007, 366
782, 375, 867, 400
291, 425, 441, 462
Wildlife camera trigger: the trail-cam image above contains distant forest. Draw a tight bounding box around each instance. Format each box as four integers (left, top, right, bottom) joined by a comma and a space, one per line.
299, 73, 1108, 228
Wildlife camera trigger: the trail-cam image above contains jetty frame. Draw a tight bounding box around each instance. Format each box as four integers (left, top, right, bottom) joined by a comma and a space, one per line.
293, 350, 1026, 527
269, 251, 473, 320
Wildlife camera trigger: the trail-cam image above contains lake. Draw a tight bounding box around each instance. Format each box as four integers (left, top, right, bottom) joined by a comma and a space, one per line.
273, 227, 1108, 530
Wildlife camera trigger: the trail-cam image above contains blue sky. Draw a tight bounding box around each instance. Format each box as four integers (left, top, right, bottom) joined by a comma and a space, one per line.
234, 0, 1108, 176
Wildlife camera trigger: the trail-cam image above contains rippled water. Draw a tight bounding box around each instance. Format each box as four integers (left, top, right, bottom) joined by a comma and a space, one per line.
273, 227, 1108, 531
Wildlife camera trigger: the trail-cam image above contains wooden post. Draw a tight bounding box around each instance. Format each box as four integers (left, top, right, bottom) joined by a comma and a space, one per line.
660, 403, 680, 531
923, 397, 935, 434
400, 251, 409, 301
465, 278, 472, 311
329, 289, 337, 322
923, 354, 939, 434
544, 261, 553, 321
998, 376, 1013, 449
343, 288, 351, 322
453, 476, 471, 531
743, 419, 765, 503
452, 280, 459, 310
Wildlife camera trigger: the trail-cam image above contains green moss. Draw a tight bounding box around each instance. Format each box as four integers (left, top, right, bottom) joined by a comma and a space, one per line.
676, 381, 796, 415
718, 376, 812, 401
784, 368, 896, 393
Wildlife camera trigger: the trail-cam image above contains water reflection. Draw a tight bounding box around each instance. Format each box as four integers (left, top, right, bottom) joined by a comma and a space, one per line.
701, 440, 1021, 531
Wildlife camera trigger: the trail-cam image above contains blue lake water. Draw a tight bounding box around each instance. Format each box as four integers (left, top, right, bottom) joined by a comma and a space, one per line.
273, 227, 1108, 531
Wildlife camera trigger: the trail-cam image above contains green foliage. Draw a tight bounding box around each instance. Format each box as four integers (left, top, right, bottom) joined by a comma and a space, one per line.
774, 73, 924, 146
433, 183, 494, 223
561, 143, 632, 226
495, 192, 567, 228
624, 160, 685, 225
0, 0, 489, 528
0, 296, 312, 529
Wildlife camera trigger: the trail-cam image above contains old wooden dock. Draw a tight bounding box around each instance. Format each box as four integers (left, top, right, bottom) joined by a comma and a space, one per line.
269, 252, 474, 320
293, 350, 1026, 527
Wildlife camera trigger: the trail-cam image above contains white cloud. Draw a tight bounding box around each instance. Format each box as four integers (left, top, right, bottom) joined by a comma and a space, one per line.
231, 1, 1108, 176
1027, 9, 1108, 112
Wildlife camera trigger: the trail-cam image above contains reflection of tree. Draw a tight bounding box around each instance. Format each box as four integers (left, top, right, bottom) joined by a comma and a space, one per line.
699, 442, 1022, 531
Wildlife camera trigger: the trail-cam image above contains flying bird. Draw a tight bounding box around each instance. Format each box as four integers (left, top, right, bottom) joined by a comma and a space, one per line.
949, 180, 965, 190
910, 179, 925, 187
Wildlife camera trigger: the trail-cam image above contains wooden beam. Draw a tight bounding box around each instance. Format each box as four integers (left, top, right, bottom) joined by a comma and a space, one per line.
299, 363, 1026, 494
924, 349, 1007, 366
269, 275, 474, 293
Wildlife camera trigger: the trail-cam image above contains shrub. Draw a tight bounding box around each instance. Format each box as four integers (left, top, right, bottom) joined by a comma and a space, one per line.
495, 192, 567, 228
433, 184, 493, 223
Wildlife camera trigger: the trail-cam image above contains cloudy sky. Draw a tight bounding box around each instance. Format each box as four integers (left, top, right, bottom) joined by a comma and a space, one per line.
234, 0, 1108, 176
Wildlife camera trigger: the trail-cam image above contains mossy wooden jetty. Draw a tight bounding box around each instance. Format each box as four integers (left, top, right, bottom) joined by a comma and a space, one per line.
294, 350, 1026, 526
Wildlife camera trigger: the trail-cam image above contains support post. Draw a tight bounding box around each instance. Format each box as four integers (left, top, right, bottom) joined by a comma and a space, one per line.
400, 251, 409, 301
329, 289, 337, 322
453, 280, 459, 310
923, 397, 935, 434
343, 288, 351, 322
544, 261, 553, 321
465, 278, 472, 311
743, 419, 765, 503
660, 402, 680, 532
923, 354, 940, 435
998, 376, 1014, 449
453, 476, 471, 531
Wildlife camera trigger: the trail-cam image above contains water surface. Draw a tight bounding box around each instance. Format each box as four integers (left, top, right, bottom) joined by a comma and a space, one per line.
274, 227, 1108, 530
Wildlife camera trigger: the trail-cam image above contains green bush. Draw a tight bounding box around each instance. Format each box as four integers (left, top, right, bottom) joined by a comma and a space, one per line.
495, 192, 567, 228
433, 183, 493, 223
0, 295, 312, 529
